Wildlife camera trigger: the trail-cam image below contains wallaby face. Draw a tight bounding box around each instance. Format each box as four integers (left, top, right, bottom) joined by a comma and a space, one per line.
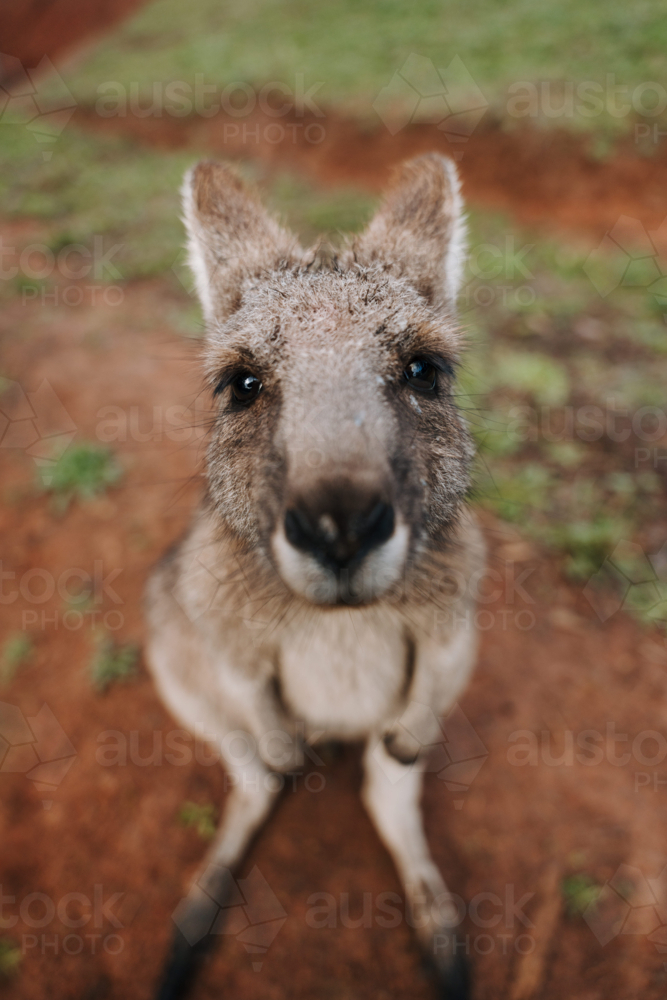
148, 153, 484, 1000
185, 157, 473, 606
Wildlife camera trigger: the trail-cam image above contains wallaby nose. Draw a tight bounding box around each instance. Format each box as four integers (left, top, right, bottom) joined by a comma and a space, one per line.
284, 486, 395, 571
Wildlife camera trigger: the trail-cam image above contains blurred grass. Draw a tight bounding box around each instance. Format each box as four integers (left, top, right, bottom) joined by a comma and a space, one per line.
90, 635, 139, 692
39, 441, 123, 511
561, 874, 602, 917
0, 633, 33, 686
0, 938, 21, 978
42, 0, 667, 136
462, 208, 667, 583
0, 125, 375, 290
178, 801, 217, 840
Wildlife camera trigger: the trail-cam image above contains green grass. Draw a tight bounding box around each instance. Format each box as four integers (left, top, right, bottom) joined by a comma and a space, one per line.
561, 874, 602, 917
0, 126, 194, 284
39, 442, 123, 509
458, 205, 667, 591
36, 0, 667, 136
0, 634, 33, 686
178, 801, 217, 840
0, 126, 374, 287
90, 636, 139, 693
0, 938, 21, 978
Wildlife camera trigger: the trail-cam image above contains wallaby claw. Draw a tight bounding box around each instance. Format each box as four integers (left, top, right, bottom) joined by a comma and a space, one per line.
437, 952, 471, 1000
154, 928, 214, 1000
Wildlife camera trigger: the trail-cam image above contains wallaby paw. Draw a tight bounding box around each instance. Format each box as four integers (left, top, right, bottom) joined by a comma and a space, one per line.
383, 727, 421, 765
436, 952, 471, 1000
257, 730, 305, 773
154, 927, 213, 1000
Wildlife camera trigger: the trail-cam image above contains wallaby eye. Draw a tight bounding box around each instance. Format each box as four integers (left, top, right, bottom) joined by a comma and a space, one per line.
230, 372, 262, 405
404, 359, 437, 392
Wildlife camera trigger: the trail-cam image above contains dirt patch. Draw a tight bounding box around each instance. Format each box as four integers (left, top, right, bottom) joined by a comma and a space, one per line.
1, 282, 666, 1000
0, 0, 147, 81
74, 105, 667, 235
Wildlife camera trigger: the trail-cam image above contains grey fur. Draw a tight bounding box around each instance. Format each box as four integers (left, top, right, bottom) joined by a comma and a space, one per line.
147, 154, 485, 998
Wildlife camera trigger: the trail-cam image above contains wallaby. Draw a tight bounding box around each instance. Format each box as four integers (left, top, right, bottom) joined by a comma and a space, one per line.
146, 152, 485, 1000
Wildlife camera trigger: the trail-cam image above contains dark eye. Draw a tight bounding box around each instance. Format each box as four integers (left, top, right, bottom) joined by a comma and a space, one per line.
230, 372, 262, 405
404, 359, 437, 392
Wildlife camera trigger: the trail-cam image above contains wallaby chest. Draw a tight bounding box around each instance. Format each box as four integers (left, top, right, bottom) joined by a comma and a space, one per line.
276, 608, 408, 739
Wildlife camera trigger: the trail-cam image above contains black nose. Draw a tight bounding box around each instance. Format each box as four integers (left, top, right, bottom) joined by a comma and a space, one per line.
284, 487, 395, 571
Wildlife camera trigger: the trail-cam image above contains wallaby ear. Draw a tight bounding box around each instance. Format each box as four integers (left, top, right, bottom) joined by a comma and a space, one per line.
351, 153, 466, 313
182, 161, 300, 323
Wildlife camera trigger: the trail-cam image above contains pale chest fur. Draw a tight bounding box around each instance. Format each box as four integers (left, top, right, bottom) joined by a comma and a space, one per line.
276, 607, 408, 739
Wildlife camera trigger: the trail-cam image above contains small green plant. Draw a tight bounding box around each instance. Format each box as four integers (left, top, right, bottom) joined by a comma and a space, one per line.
0, 937, 21, 977
90, 635, 139, 693
561, 874, 602, 917
539, 517, 629, 580
178, 802, 217, 841
40, 443, 122, 511
0, 633, 33, 686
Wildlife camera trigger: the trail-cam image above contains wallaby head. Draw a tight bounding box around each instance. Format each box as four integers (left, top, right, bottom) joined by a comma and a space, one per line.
183, 153, 473, 607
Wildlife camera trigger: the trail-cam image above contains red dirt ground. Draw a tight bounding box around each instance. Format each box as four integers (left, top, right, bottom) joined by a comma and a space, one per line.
2, 9, 667, 1000
0, 0, 147, 82
1, 278, 666, 1000
75, 105, 667, 236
